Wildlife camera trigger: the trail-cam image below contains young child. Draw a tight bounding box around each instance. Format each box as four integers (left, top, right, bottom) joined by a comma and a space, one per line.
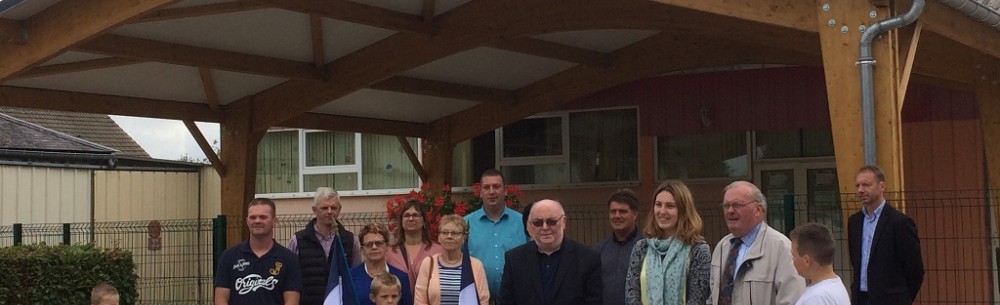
91, 283, 120, 305
789, 223, 850, 305
370, 272, 403, 305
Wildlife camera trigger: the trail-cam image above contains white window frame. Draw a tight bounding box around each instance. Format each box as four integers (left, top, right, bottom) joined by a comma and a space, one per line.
256, 129, 423, 198
494, 106, 640, 188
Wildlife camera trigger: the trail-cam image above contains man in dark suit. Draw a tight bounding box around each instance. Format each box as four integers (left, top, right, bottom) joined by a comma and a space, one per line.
499, 199, 602, 305
848, 165, 924, 305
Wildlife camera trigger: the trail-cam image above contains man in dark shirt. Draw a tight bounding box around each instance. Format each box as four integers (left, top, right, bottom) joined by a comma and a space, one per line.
592, 189, 644, 305
499, 199, 602, 305
215, 198, 302, 305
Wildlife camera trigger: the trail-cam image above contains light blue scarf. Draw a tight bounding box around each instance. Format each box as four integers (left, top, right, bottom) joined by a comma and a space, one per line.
642, 238, 690, 305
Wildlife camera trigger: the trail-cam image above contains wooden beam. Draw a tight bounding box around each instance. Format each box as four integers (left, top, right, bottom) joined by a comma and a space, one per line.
647, 0, 816, 32
490, 38, 611, 67
911, 31, 983, 87
370, 76, 515, 104
247, 0, 712, 128
183, 120, 225, 176
898, 21, 922, 107
218, 102, 265, 246
132, 1, 269, 23
422, 0, 436, 24
0, 19, 24, 44
255, 0, 429, 34
309, 14, 325, 67
0, 0, 179, 81
278, 112, 431, 138
396, 136, 428, 181
920, 0, 1000, 61
199, 67, 220, 110
439, 29, 822, 143
0, 85, 221, 122
77, 34, 323, 81
14, 57, 142, 79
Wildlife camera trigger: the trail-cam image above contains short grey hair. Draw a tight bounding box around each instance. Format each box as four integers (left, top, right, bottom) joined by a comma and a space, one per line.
314, 187, 340, 206
724, 181, 768, 214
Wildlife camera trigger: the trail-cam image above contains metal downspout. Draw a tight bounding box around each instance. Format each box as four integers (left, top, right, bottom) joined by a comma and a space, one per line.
859, 0, 925, 165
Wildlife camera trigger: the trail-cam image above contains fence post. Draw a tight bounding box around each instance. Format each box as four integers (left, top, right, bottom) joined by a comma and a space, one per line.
213, 215, 227, 272
13, 223, 22, 246
783, 194, 795, 234
62, 223, 71, 245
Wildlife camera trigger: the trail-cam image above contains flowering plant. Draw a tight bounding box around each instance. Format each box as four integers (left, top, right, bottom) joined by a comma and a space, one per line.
385, 182, 523, 241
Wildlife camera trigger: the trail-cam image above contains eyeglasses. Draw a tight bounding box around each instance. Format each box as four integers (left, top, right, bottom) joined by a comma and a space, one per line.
721, 201, 758, 210
529, 215, 565, 228
363, 240, 386, 248
402, 213, 422, 220
438, 231, 465, 237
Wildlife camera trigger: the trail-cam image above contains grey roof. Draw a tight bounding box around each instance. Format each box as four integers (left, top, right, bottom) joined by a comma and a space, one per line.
941, 0, 1000, 30
0, 113, 116, 154
0, 107, 150, 157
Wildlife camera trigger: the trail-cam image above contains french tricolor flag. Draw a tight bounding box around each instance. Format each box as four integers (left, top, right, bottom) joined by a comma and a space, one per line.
324, 234, 359, 305
458, 243, 479, 305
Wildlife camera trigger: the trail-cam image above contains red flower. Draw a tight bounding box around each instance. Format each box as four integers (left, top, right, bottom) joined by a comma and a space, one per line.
454, 201, 469, 216
472, 183, 481, 197
434, 196, 445, 208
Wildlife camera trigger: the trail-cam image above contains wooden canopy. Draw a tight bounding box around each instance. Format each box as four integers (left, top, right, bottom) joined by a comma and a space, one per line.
2, 0, 1000, 243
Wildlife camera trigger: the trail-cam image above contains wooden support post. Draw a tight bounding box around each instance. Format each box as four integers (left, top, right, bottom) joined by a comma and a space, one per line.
421, 125, 454, 189
218, 102, 266, 246
636, 136, 656, 218
816, 0, 906, 203
977, 68, 1000, 190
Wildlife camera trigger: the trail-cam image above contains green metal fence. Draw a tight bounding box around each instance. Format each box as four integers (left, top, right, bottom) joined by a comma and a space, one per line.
1, 190, 997, 304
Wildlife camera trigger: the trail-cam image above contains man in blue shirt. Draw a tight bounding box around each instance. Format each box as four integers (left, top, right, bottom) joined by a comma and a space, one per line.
465, 169, 526, 300
215, 198, 302, 305
848, 165, 924, 305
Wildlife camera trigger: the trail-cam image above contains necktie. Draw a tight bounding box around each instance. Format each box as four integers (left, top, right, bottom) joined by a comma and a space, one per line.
718, 237, 743, 305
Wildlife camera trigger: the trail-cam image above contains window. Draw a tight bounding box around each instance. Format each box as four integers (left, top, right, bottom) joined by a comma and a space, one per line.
496, 108, 638, 185
657, 132, 749, 180
755, 127, 834, 159
256, 130, 420, 195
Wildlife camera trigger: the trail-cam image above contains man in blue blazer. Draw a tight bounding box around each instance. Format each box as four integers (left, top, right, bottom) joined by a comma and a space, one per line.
848, 165, 924, 305
498, 199, 602, 305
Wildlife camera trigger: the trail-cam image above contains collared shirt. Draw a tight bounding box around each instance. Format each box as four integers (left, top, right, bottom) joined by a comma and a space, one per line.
734, 222, 763, 279
465, 207, 527, 297
593, 228, 643, 305
860, 200, 886, 292
537, 247, 563, 302
214, 240, 303, 305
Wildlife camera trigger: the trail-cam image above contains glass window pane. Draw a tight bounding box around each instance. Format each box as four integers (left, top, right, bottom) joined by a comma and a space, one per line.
501, 164, 566, 184
256, 131, 299, 193
502, 117, 562, 158
304, 173, 358, 191
755, 129, 801, 159
362, 134, 419, 190
569, 109, 638, 182
305, 131, 355, 166
802, 127, 834, 157
657, 132, 748, 179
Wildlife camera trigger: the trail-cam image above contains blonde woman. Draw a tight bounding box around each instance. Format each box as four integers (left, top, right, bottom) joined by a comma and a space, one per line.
414, 215, 489, 305
625, 181, 711, 305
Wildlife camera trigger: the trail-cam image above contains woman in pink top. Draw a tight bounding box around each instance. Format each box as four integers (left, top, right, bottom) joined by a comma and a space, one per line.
387, 199, 444, 292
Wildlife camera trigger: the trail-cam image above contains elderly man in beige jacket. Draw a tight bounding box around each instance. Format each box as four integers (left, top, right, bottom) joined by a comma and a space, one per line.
710, 181, 804, 305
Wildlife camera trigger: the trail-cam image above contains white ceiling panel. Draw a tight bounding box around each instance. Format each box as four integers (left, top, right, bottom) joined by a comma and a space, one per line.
38, 51, 111, 66
533, 30, 659, 53
399, 47, 576, 90
112, 8, 313, 62
313, 89, 480, 123
209, 69, 287, 104
0, 0, 57, 20
4, 62, 207, 103
436, 0, 473, 15
323, 19, 397, 62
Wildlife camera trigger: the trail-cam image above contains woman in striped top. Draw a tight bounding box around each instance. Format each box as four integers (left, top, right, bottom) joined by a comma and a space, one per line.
414, 215, 490, 305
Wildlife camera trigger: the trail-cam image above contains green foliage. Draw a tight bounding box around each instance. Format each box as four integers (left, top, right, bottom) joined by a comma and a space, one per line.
0, 244, 138, 305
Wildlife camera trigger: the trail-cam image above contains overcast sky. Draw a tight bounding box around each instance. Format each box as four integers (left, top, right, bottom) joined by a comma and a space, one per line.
111, 116, 220, 161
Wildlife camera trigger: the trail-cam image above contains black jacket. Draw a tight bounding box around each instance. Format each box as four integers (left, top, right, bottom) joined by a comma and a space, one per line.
294, 218, 356, 305
848, 204, 924, 305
